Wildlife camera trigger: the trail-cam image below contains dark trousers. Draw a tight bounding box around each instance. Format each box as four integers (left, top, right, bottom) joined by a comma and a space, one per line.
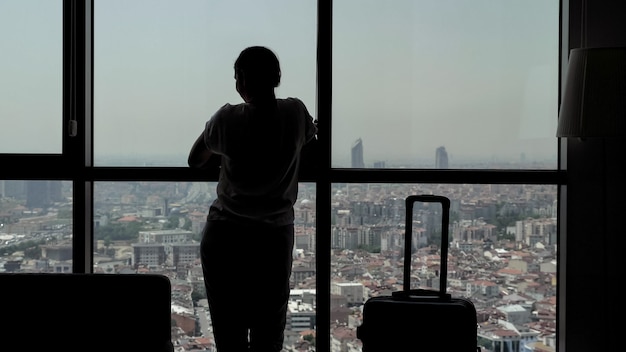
200, 220, 295, 352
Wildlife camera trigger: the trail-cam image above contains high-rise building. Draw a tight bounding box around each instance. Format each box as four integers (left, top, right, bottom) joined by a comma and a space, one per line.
171, 243, 201, 267
435, 146, 449, 169
25, 181, 64, 209
351, 138, 365, 168
131, 243, 167, 267
2, 180, 26, 199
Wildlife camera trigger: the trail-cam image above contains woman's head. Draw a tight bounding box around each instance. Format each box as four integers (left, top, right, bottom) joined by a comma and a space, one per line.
234, 46, 281, 92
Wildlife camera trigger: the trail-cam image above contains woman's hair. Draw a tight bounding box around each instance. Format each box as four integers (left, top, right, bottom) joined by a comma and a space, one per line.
234, 46, 281, 89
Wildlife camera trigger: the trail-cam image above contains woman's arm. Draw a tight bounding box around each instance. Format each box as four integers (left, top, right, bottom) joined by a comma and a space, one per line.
188, 132, 215, 169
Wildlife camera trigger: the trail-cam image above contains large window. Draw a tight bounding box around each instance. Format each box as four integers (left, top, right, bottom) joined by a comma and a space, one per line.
0, 1, 565, 352
329, 183, 557, 351
93, 0, 317, 166
0, 0, 63, 154
0, 181, 73, 272
333, 0, 559, 169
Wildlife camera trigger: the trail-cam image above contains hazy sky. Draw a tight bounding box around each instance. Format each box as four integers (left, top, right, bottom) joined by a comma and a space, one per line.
1, 0, 62, 154
1, 0, 560, 168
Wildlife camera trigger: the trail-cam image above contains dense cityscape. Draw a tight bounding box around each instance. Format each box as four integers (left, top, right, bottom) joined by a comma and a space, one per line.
0, 173, 557, 352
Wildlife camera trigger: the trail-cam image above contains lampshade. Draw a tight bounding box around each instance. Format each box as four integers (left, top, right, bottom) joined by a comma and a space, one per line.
557, 47, 626, 138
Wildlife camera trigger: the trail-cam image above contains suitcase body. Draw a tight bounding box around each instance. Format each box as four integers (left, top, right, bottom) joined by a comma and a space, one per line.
357, 195, 478, 352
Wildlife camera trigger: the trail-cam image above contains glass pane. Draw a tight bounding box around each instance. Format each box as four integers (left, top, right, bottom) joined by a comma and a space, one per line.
0, 180, 73, 273
331, 183, 558, 351
333, 0, 560, 169
94, 0, 317, 166
94, 181, 317, 350
0, 1, 63, 154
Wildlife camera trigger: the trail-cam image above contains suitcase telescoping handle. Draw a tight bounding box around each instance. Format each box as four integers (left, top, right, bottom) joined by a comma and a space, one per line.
403, 195, 451, 295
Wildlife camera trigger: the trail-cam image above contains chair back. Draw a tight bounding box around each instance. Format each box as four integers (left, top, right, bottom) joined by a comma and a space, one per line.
0, 273, 173, 352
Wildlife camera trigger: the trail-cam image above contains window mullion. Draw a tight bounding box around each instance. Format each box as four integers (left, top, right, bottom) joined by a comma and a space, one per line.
316, 1, 332, 352
67, 0, 94, 273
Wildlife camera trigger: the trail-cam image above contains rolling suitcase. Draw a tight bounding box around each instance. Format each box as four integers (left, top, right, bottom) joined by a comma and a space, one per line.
357, 194, 479, 352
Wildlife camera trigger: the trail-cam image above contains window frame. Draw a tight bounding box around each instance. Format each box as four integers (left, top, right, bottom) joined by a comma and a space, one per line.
0, 1, 569, 352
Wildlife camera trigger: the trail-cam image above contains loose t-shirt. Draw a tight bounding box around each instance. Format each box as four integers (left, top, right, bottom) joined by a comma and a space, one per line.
203, 97, 317, 226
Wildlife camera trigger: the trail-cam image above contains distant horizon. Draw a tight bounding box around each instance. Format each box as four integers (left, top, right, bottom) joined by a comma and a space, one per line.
93, 149, 558, 169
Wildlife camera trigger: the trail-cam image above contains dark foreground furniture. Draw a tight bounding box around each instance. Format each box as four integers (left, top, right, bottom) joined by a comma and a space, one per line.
0, 273, 173, 352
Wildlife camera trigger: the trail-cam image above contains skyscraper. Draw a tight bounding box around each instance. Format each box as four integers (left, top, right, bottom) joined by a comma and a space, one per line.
2, 180, 26, 199
435, 146, 449, 169
26, 181, 64, 209
351, 138, 365, 168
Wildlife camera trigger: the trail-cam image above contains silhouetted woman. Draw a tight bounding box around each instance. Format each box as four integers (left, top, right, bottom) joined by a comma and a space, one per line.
188, 46, 317, 352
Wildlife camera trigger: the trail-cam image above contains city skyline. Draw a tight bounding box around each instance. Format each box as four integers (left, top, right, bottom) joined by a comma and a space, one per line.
0, 180, 558, 351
